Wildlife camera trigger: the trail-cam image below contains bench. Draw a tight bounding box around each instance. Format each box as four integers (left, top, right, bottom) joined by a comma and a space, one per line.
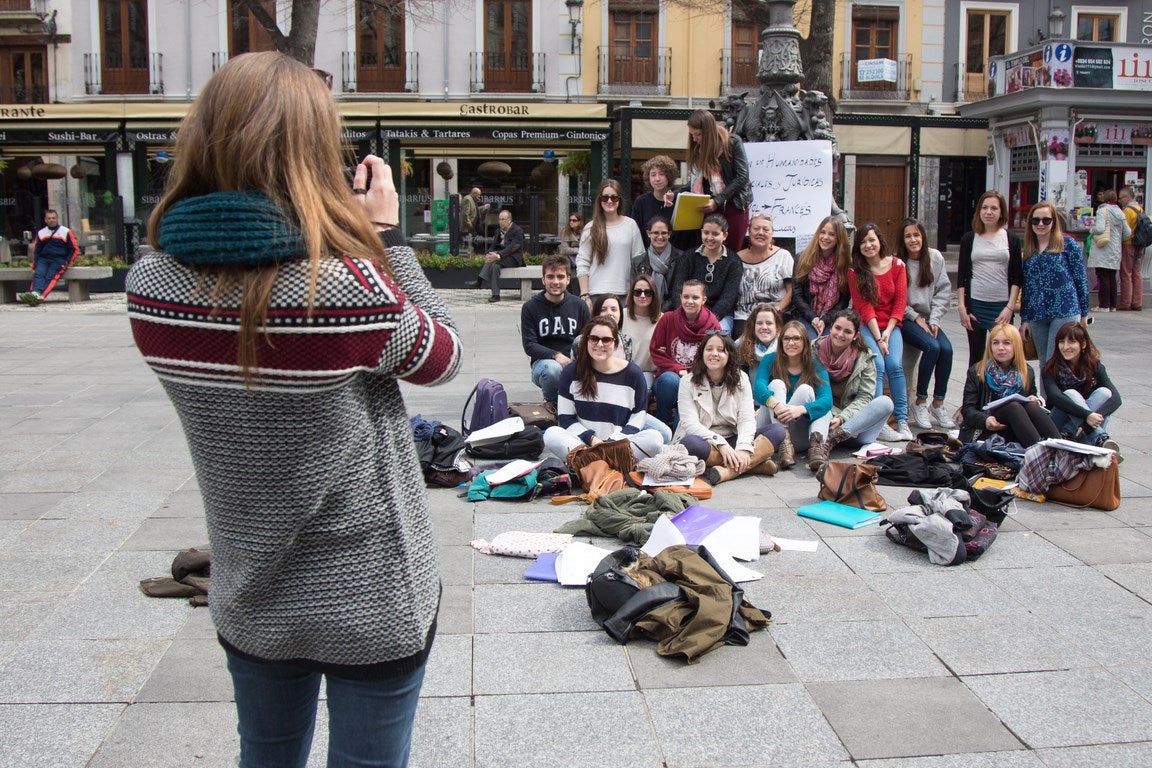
0, 266, 114, 304
500, 266, 540, 301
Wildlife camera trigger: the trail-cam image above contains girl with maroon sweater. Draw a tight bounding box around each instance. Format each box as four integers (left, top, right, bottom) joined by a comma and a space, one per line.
848, 223, 912, 440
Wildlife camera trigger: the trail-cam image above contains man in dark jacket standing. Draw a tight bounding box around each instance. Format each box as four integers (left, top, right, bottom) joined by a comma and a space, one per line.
475, 209, 524, 302
521, 255, 591, 407
19, 209, 80, 306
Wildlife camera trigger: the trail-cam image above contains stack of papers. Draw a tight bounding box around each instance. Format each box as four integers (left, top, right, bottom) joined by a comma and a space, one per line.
465, 417, 524, 447
641, 506, 763, 583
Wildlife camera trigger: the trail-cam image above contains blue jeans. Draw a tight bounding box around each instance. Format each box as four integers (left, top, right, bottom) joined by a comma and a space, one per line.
1027, 316, 1079, 395
653, 371, 682, 426
861, 326, 908, 422
838, 395, 894, 445
531, 358, 563, 403
900, 321, 953, 401
225, 648, 426, 768
1051, 387, 1113, 444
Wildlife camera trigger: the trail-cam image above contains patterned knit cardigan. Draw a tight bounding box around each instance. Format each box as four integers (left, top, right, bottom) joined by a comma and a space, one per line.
127, 240, 461, 669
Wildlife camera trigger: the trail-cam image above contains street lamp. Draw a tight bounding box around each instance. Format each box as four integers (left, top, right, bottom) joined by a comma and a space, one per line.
566, 0, 583, 56
1048, 8, 1066, 39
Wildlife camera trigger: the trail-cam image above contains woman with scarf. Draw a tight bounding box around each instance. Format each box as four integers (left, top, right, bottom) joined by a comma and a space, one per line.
125, 53, 462, 766
753, 320, 833, 471
1041, 322, 1121, 451
737, 303, 783, 375
631, 215, 681, 310
733, 212, 794, 338
958, 323, 1060, 447
684, 109, 751, 252
674, 332, 788, 485
792, 216, 851, 339
813, 309, 895, 456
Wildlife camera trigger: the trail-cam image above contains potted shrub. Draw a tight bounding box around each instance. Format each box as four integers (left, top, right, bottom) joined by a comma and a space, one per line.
1075, 124, 1097, 143
1131, 126, 1152, 146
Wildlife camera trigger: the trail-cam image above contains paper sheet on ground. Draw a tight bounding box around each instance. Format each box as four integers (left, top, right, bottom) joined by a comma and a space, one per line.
771, 537, 820, 552
554, 542, 615, 586
485, 459, 543, 486
465, 416, 525, 446
1036, 437, 1116, 456
853, 443, 902, 458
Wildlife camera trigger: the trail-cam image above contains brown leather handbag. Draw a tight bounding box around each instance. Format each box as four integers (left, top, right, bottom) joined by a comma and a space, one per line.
817, 460, 888, 512
1046, 455, 1121, 511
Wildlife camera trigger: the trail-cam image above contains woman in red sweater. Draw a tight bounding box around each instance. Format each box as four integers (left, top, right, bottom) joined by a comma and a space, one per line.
848, 223, 912, 440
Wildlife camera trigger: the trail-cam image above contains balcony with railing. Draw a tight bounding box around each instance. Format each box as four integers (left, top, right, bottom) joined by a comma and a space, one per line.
839, 52, 912, 101
720, 48, 760, 96
597, 47, 671, 96
83, 52, 164, 95
953, 63, 992, 103
468, 51, 544, 93
343, 50, 419, 94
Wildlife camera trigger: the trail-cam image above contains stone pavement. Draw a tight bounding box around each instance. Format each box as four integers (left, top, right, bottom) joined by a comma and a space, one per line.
2, 285, 1152, 768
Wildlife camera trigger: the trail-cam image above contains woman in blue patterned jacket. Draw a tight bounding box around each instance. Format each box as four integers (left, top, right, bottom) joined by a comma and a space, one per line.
1020, 201, 1090, 395
126, 52, 462, 767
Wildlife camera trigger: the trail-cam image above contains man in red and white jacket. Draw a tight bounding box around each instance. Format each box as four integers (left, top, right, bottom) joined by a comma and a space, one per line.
19, 209, 79, 306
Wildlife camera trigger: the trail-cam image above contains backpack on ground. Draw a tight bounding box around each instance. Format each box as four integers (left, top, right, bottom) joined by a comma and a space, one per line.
464, 426, 544, 461
461, 378, 509, 436
1128, 204, 1152, 250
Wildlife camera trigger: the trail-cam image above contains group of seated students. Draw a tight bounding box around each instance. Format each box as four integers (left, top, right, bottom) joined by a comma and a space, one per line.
519, 216, 1122, 486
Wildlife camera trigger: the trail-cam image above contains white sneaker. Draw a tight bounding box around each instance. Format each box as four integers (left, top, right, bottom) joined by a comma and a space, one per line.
911, 402, 933, 429
877, 424, 902, 442
896, 420, 915, 440
929, 404, 957, 429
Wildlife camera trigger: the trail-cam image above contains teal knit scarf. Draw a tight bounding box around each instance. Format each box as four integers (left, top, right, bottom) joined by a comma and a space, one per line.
157, 191, 305, 266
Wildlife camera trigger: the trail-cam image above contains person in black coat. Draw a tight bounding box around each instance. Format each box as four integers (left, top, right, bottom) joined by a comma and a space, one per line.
476, 209, 525, 302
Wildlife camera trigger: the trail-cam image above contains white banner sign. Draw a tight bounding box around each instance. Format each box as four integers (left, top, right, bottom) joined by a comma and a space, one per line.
857, 58, 898, 83
745, 140, 834, 252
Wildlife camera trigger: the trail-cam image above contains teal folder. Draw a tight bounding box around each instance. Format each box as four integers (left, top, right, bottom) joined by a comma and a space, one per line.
796, 500, 882, 530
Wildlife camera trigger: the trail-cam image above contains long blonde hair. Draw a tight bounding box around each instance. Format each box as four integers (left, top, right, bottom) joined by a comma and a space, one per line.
977, 322, 1031, 388
147, 52, 387, 376
1023, 201, 1066, 258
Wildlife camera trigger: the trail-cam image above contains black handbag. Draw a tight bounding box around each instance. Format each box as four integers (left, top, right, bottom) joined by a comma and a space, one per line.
464, 426, 545, 460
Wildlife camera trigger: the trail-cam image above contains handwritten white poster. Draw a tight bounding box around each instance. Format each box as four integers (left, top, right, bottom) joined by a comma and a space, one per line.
744, 140, 834, 252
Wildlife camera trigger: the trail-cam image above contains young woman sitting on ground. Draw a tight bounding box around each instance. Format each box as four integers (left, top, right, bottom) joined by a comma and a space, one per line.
674, 332, 788, 485
753, 319, 833, 471
958, 322, 1061, 448
544, 317, 666, 462
812, 309, 895, 457
1040, 321, 1121, 452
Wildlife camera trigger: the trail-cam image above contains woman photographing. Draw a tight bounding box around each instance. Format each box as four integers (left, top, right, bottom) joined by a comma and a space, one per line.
126, 52, 462, 766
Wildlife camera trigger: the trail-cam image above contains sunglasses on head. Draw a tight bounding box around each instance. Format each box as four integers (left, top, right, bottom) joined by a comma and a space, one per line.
600, 194, 621, 202
1031, 216, 1053, 225
587, 334, 616, 346
632, 288, 654, 297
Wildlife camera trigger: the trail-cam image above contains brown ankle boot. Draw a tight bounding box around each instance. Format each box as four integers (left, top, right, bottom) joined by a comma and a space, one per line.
746, 434, 779, 475
825, 424, 852, 453
777, 434, 796, 469
704, 447, 724, 467
807, 432, 829, 471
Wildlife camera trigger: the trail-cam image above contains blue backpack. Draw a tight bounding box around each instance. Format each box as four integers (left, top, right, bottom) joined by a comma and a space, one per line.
461, 378, 509, 436
1128, 204, 1152, 250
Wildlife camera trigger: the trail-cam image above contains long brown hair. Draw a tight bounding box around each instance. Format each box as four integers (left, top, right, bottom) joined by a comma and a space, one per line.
738, 303, 782, 369
686, 109, 731, 178
794, 216, 850, 291
850, 223, 888, 306
1041, 321, 1100, 387
896, 217, 934, 288
625, 273, 661, 323
772, 320, 822, 389
978, 322, 1031, 388
1023, 201, 1066, 257
690, 332, 742, 394
589, 179, 624, 265
147, 52, 387, 380
574, 318, 619, 399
